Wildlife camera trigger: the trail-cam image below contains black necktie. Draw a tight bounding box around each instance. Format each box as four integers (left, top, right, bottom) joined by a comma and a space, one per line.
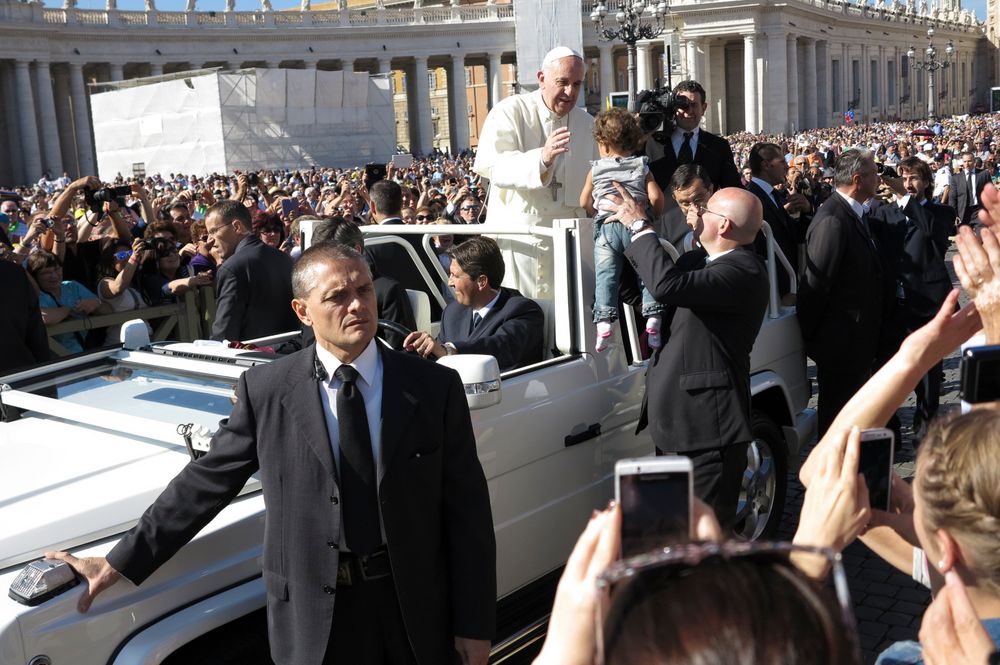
472, 312, 482, 330
334, 365, 381, 555
677, 132, 694, 165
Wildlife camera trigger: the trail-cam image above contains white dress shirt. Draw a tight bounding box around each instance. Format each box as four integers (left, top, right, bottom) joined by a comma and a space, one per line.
750, 176, 781, 210
671, 126, 701, 160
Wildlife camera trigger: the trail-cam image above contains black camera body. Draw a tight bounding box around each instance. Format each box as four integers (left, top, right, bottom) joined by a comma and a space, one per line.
84, 185, 131, 215
636, 87, 691, 145
246, 173, 259, 187
960, 344, 1000, 404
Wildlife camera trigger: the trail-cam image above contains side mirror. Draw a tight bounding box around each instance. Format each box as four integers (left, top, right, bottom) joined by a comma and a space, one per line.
120, 318, 151, 350
437, 354, 501, 410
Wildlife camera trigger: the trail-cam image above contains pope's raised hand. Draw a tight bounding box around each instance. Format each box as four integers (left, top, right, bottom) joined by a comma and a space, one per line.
542, 127, 571, 168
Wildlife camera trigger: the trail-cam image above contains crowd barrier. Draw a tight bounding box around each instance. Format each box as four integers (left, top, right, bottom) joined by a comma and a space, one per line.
45, 287, 218, 356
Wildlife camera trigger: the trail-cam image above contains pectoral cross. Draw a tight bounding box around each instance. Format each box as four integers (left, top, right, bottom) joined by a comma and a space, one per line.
548, 176, 562, 202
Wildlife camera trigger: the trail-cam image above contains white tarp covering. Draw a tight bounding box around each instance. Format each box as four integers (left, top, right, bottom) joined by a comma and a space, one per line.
514, 0, 583, 93
92, 69, 396, 177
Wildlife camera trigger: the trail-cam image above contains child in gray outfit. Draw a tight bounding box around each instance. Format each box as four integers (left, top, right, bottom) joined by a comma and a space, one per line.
580, 108, 666, 352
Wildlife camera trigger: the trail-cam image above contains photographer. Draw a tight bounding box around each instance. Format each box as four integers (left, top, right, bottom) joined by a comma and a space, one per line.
96, 238, 148, 345
138, 235, 212, 306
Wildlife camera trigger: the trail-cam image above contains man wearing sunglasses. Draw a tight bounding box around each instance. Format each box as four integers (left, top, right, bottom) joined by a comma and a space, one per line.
612, 184, 769, 530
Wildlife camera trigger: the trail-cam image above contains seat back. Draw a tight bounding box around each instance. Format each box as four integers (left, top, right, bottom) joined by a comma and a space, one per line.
531, 298, 556, 360
406, 289, 432, 334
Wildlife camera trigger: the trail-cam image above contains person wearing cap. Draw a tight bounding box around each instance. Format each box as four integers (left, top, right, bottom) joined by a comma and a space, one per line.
917, 142, 936, 165
472, 45, 596, 299
932, 153, 953, 205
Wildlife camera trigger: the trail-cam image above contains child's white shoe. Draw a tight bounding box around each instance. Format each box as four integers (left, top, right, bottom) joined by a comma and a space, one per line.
595, 321, 614, 353
645, 316, 662, 349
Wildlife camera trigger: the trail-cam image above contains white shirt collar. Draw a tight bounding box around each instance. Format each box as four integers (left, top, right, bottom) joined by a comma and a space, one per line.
836, 189, 868, 220
474, 290, 502, 320
315, 337, 380, 388
705, 247, 736, 263
750, 176, 775, 197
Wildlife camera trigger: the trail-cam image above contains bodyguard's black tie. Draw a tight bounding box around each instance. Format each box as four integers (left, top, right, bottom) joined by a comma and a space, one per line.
472, 312, 483, 331
677, 131, 694, 165
335, 365, 381, 555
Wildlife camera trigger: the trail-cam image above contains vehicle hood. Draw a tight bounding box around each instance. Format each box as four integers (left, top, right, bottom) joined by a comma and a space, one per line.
0, 416, 201, 571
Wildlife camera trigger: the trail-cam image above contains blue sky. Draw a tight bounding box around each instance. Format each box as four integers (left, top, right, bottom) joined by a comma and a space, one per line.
47, 0, 988, 20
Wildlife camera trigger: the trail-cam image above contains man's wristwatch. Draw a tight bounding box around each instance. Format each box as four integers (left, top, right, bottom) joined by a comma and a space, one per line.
630, 219, 652, 234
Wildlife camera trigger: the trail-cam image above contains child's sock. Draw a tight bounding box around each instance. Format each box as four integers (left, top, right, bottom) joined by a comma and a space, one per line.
595, 321, 614, 353
645, 316, 662, 349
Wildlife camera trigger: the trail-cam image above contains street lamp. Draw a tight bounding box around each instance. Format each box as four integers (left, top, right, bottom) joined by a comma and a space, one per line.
908, 27, 954, 121
590, 0, 670, 111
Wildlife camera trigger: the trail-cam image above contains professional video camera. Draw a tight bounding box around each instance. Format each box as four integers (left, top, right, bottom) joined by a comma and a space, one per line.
636, 86, 691, 145
83, 185, 131, 215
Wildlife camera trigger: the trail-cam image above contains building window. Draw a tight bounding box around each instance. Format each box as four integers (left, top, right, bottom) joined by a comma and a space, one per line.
467, 103, 473, 115
887, 60, 896, 103
401, 72, 407, 90
428, 71, 436, 89
465, 67, 472, 86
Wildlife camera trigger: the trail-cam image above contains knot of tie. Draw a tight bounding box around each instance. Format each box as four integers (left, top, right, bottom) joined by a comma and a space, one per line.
335, 365, 360, 385
683, 131, 693, 141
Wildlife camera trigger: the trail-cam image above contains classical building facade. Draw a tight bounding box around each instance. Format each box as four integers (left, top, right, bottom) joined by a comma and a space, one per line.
0, 0, 988, 185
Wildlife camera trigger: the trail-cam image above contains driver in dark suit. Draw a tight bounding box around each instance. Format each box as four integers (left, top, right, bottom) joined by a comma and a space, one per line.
50, 243, 496, 665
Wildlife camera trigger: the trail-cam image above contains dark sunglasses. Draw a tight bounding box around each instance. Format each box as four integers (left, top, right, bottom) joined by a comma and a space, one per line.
460, 205, 481, 211
114, 250, 133, 261
415, 214, 433, 221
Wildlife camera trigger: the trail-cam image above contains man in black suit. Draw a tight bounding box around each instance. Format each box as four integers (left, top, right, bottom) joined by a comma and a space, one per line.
0, 260, 49, 373
206, 200, 299, 342
798, 149, 886, 436
404, 236, 544, 372
745, 142, 813, 301
646, 80, 742, 195
51, 243, 496, 665
874, 157, 954, 439
615, 185, 770, 528
949, 151, 990, 228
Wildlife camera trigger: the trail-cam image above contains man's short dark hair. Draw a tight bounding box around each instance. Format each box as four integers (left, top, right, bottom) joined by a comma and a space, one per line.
292, 242, 368, 299
369, 180, 403, 216
747, 143, 784, 176
208, 199, 252, 230
672, 80, 706, 105
897, 156, 933, 184
670, 164, 713, 193
447, 236, 504, 288
312, 216, 364, 249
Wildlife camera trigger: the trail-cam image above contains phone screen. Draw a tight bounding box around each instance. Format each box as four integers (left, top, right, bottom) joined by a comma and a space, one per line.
619, 471, 690, 558
280, 199, 297, 217
859, 432, 894, 511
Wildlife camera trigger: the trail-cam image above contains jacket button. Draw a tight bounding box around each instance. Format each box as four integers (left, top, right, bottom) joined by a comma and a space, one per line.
329, 496, 339, 505
327, 540, 338, 549
323, 585, 335, 595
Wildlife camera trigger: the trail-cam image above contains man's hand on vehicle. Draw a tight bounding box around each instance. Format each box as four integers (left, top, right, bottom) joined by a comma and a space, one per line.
44, 551, 122, 613
403, 331, 448, 360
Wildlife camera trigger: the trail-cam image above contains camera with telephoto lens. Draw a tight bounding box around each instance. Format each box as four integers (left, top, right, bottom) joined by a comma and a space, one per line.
246, 173, 259, 187
636, 87, 691, 145
83, 185, 131, 215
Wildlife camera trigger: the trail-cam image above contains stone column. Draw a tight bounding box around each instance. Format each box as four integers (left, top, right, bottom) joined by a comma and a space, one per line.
787, 35, 800, 133
33, 60, 63, 176
488, 52, 503, 108
53, 65, 76, 176
860, 43, 870, 119
636, 41, 653, 91
743, 34, 758, 133
448, 53, 469, 153
109, 62, 124, 81
413, 55, 434, 155
2, 62, 25, 184
378, 57, 392, 75
686, 38, 699, 82
804, 39, 818, 128
766, 32, 788, 133
69, 62, 95, 175
598, 44, 613, 105
15, 60, 42, 181
150, 63, 164, 77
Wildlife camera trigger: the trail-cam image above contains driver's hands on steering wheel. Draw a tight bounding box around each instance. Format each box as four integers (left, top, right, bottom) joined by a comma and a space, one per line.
403, 330, 448, 360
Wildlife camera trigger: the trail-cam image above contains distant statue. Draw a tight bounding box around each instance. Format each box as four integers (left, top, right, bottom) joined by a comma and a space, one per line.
144, 0, 155, 11
63, 0, 76, 9
261, 0, 272, 10
185, 0, 195, 10
412, 0, 422, 6
300, 0, 309, 10
906, 0, 916, 13
919, 0, 927, 15
376, 0, 384, 8
875, 0, 886, 10
105, 0, 117, 9
224, 0, 234, 10
338, 0, 347, 9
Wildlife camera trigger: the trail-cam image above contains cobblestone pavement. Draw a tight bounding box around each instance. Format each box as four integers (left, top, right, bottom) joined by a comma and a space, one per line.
774, 248, 967, 664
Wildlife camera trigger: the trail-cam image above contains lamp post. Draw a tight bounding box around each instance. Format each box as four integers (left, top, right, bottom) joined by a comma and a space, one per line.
590, 0, 670, 111
908, 27, 954, 121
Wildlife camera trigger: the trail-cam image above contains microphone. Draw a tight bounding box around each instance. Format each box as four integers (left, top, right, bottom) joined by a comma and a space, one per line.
312, 354, 328, 381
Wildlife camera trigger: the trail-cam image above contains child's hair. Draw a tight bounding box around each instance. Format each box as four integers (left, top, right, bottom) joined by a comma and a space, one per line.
593, 108, 644, 154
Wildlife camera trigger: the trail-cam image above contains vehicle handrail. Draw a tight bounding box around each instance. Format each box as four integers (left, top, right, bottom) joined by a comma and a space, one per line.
761, 221, 797, 319
363, 234, 448, 310
361, 223, 556, 238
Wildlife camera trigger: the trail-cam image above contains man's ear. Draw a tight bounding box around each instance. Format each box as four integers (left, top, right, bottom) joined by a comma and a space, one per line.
291, 298, 312, 327
536, 70, 545, 86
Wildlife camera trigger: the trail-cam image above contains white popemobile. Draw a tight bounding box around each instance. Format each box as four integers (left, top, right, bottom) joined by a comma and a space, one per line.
0, 219, 815, 665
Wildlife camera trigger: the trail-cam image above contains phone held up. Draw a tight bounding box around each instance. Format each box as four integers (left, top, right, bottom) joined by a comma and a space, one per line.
960, 344, 1000, 404
615, 457, 693, 559
859, 428, 895, 512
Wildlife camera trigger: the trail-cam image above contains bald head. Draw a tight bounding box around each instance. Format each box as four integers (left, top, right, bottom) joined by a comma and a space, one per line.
701, 188, 762, 250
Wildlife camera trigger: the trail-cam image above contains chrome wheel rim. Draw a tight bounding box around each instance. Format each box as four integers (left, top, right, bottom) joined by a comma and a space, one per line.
734, 439, 777, 541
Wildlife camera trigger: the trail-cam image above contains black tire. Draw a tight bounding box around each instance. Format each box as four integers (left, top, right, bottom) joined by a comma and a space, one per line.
732, 413, 788, 541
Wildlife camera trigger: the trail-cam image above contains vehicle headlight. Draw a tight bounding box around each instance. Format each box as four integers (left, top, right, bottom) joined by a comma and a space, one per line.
8, 560, 79, 606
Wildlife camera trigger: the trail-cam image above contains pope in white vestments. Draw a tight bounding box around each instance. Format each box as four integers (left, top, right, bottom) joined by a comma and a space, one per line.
473, 46, 597, 298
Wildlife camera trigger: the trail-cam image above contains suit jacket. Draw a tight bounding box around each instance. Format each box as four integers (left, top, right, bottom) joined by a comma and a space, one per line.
211, 235, 299, 342
746, 180, 799, 296
949, 169, 990, 223
437, 287, 544, 371
798, 193, 886, 370
366, 217, 444, 319
107, 343, 496, 665
625, 238, 769, 452
648, 129, 743, 193
0, 261, 49, 373
872, 197, 953, 323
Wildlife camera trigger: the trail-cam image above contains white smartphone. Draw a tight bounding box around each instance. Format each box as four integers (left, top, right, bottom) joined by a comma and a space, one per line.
614, 457, 693, 559
859, 428, 895, 512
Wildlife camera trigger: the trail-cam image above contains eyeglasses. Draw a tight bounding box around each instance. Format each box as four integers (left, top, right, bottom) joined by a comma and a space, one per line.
261, 228, 281, 235
198, 234, 209, 243
114, 250, 133, 261
594, 541, 858, 665
696, 204, 728, 220
460, 205, 481, 212
206, 220, 233, 237
415, 214, 433, 221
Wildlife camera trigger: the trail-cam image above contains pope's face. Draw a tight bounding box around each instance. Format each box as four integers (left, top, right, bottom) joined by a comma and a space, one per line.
537, 57, 585, 118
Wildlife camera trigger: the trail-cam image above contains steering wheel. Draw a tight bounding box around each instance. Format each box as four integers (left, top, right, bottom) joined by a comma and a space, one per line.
377, 319, 415, 352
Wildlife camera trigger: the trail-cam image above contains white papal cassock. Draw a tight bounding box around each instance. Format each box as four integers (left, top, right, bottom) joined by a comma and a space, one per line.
473, 89, 596, 298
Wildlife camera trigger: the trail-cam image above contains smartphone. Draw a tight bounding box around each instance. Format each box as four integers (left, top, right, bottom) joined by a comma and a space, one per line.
960, 344, 1000, 404
280, 198, 297, 217
364, 163, 387, 185
859, 428, 895, 511
615, 457, 693, 559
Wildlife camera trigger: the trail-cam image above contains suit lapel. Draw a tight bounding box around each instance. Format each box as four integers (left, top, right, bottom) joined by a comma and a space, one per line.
473, 289, 510, 339
377, 345, 417, 483
280, 349, 338, 479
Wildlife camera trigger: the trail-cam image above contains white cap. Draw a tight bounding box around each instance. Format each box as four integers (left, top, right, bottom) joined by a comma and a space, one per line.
924, 142, 934, 151
541, 46, 584, 69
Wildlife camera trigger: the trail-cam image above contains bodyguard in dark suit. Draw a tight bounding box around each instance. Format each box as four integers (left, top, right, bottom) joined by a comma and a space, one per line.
405, 236, 544, 372
873, 157, 953, 438
798, 149, 886, 436
0, 260, 49, 373
949, 152, 990, 227
205, 200, 299, 342
52, 244, 496, 665
646, 80, 742, 195
617, 185, 770, 528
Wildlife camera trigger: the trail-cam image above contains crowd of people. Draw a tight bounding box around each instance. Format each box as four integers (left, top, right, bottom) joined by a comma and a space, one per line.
5, 43, 1000, 665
